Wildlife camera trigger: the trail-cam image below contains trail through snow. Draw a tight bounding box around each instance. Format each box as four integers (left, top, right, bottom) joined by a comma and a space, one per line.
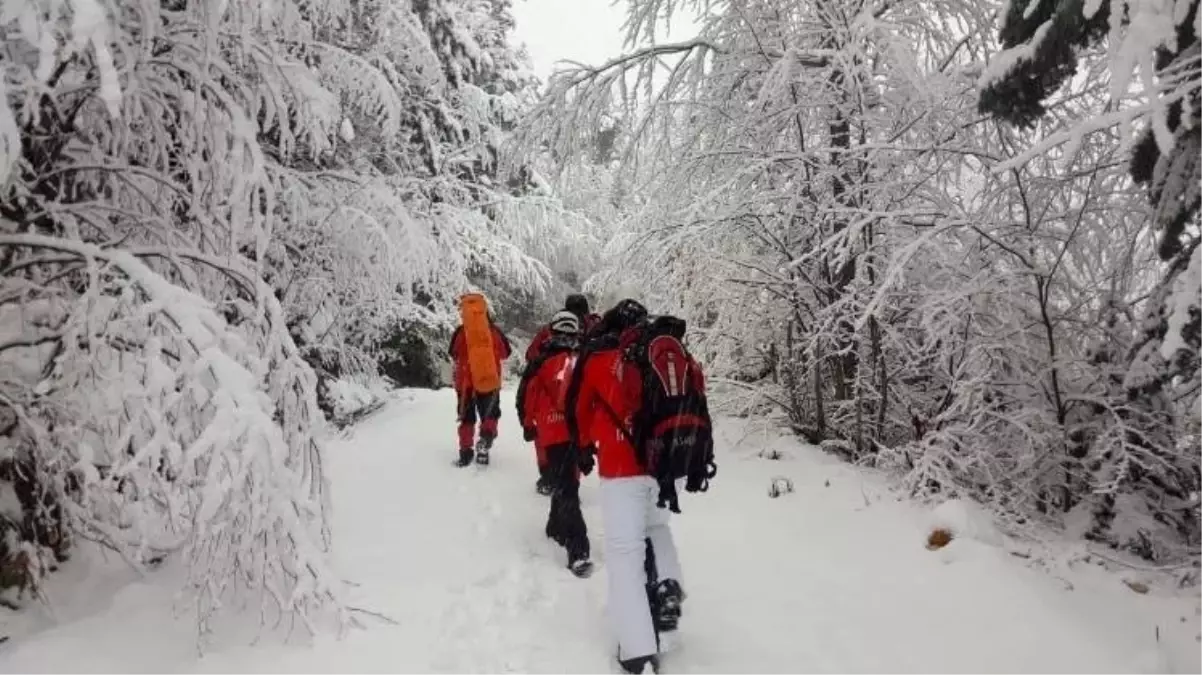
1, 387, 1198, 673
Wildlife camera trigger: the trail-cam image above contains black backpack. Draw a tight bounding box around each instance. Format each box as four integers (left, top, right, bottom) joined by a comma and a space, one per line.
617, 315, 717, 513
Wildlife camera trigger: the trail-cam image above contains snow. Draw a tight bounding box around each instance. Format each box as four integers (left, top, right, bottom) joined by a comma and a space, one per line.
977, 19, 1054, 92
0, 481, 21, 521
1161, 244, 1201, 360
339, 118, 356, 143
0, 77, 19, 185
327, 375, 390, 420
69, 0, 123, 117
1, 388, 1199, 673
928, 498, 1005, 548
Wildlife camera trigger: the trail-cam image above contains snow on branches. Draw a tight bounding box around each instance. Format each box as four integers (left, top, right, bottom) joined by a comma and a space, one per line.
0, 233, 339, 632
0, 0, 592, 638
528, 0, 1199, 562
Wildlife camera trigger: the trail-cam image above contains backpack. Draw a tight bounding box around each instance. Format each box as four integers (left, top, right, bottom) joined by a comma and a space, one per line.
616, 315, 717, 513
516, 334, 578, 429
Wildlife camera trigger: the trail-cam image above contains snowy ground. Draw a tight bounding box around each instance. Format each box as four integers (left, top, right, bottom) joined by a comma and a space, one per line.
1, 387, 1199, 673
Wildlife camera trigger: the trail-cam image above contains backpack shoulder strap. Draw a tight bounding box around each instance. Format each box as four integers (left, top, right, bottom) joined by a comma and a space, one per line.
516, 346, 557, 426
566, 341, 633, 446
534, 348, 574, 410
595, 391, 637, 447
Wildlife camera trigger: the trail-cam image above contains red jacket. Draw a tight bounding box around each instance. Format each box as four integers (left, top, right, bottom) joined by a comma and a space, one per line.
449, 324, 512, 392
520, 349, 578, 448
526, 313, 601, 363
567, 346, 645, 478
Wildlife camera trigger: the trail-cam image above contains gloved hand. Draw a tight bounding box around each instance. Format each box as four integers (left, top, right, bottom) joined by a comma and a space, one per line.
577, 445, 596, 476
523, 426, 536, 442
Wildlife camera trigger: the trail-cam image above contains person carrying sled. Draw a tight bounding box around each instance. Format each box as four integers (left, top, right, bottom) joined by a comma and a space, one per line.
448, 294, 512, 467
516, 310, 593, 576
526, 293, 601, 364
565, 299, 717, 674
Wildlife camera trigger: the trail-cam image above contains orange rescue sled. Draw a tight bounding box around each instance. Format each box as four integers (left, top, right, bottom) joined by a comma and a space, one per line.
459, 293, 501, 393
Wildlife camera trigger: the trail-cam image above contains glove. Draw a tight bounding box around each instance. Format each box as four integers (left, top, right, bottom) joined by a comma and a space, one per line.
523, 426, 536, 442
577, 445, 596, 476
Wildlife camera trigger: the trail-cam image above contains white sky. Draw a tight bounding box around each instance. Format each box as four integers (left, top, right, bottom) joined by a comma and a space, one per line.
510, 0, 631, 80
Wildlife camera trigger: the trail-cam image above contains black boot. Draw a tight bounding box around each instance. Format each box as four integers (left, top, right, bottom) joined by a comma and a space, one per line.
456, 448, 474, 467
618, 654, 659, 674
475, 435, 492, 465
567, 547, 593, 578
650, 579, 683, 632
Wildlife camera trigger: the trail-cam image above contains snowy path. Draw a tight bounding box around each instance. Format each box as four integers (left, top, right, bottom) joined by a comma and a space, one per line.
1, 387, 1198, 673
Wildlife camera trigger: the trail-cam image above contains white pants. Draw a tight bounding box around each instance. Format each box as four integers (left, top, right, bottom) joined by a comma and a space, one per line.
599, 476, 683, 661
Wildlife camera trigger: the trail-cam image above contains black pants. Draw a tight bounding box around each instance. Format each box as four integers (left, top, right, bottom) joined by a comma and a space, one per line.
457, 389, 500, 424
458, 389, 500, 426
544, 443, 589, 562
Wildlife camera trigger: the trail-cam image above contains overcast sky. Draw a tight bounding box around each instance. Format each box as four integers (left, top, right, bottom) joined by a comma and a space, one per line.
510, 0, 631, 80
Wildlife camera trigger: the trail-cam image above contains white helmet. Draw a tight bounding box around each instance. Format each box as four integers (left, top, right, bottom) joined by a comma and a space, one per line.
549, 310, 580, 335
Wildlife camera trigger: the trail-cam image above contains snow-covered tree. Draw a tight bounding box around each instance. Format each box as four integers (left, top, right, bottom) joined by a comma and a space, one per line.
978, 0, 1200, 556
520, 0, 1199, 560
0, 0, 601, 633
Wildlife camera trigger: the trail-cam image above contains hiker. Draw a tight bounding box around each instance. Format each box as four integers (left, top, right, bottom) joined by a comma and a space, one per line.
565, 299, 717, 674
517, 352, 554, 497
516, 310, 593, 577
526, 293, 601, 364
448, 295, 512, 467
520, 294, 600, 487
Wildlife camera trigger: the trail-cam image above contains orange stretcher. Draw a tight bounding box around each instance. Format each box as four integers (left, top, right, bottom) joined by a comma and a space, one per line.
459, 293, 501, 393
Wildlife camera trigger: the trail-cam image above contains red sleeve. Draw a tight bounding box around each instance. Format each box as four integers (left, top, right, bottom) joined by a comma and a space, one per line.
526, 365, 545, 422
493, 326, 512, 359
450, 329, 466, 362
525, 326, 550, 363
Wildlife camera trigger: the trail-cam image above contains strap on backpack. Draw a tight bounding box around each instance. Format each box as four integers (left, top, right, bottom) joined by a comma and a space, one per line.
594, 392, 685, 513
595, 393, 638, 448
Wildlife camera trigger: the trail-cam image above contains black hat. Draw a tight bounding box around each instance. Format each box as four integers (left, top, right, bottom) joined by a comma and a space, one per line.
601, 298, 648, 333
565, 293, 589, 318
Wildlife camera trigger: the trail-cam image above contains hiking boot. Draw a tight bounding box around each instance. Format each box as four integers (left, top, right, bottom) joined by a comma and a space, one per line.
618, 654, 658, 674
567, 555, 593, 578
456, 448, 474, 467
651, 579, 683, 632
475, 435, 492, 465
569, 542, 593, 576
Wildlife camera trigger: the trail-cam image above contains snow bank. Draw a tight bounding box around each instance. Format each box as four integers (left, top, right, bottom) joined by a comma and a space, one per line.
328, 376, 391, 420
1, 390, 1198, 674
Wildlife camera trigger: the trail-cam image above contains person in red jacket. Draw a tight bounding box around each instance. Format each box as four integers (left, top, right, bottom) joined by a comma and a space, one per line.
516, 310, 573, 495
517, 310, 592, 576
565, 299, 684, 675
525, 294, 601, 364
448, 313, 512, 467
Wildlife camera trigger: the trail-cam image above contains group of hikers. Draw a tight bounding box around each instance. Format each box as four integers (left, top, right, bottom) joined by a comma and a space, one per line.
447, 293, 718, 674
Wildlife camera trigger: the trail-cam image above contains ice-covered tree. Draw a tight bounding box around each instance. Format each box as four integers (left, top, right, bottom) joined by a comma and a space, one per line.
521, 0, 1199, 561
0, 0, 602, 632
978, 0, 1200, 556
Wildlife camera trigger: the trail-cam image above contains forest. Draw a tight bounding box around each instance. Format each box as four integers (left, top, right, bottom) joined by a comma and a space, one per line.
0, 0, 1197, 637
